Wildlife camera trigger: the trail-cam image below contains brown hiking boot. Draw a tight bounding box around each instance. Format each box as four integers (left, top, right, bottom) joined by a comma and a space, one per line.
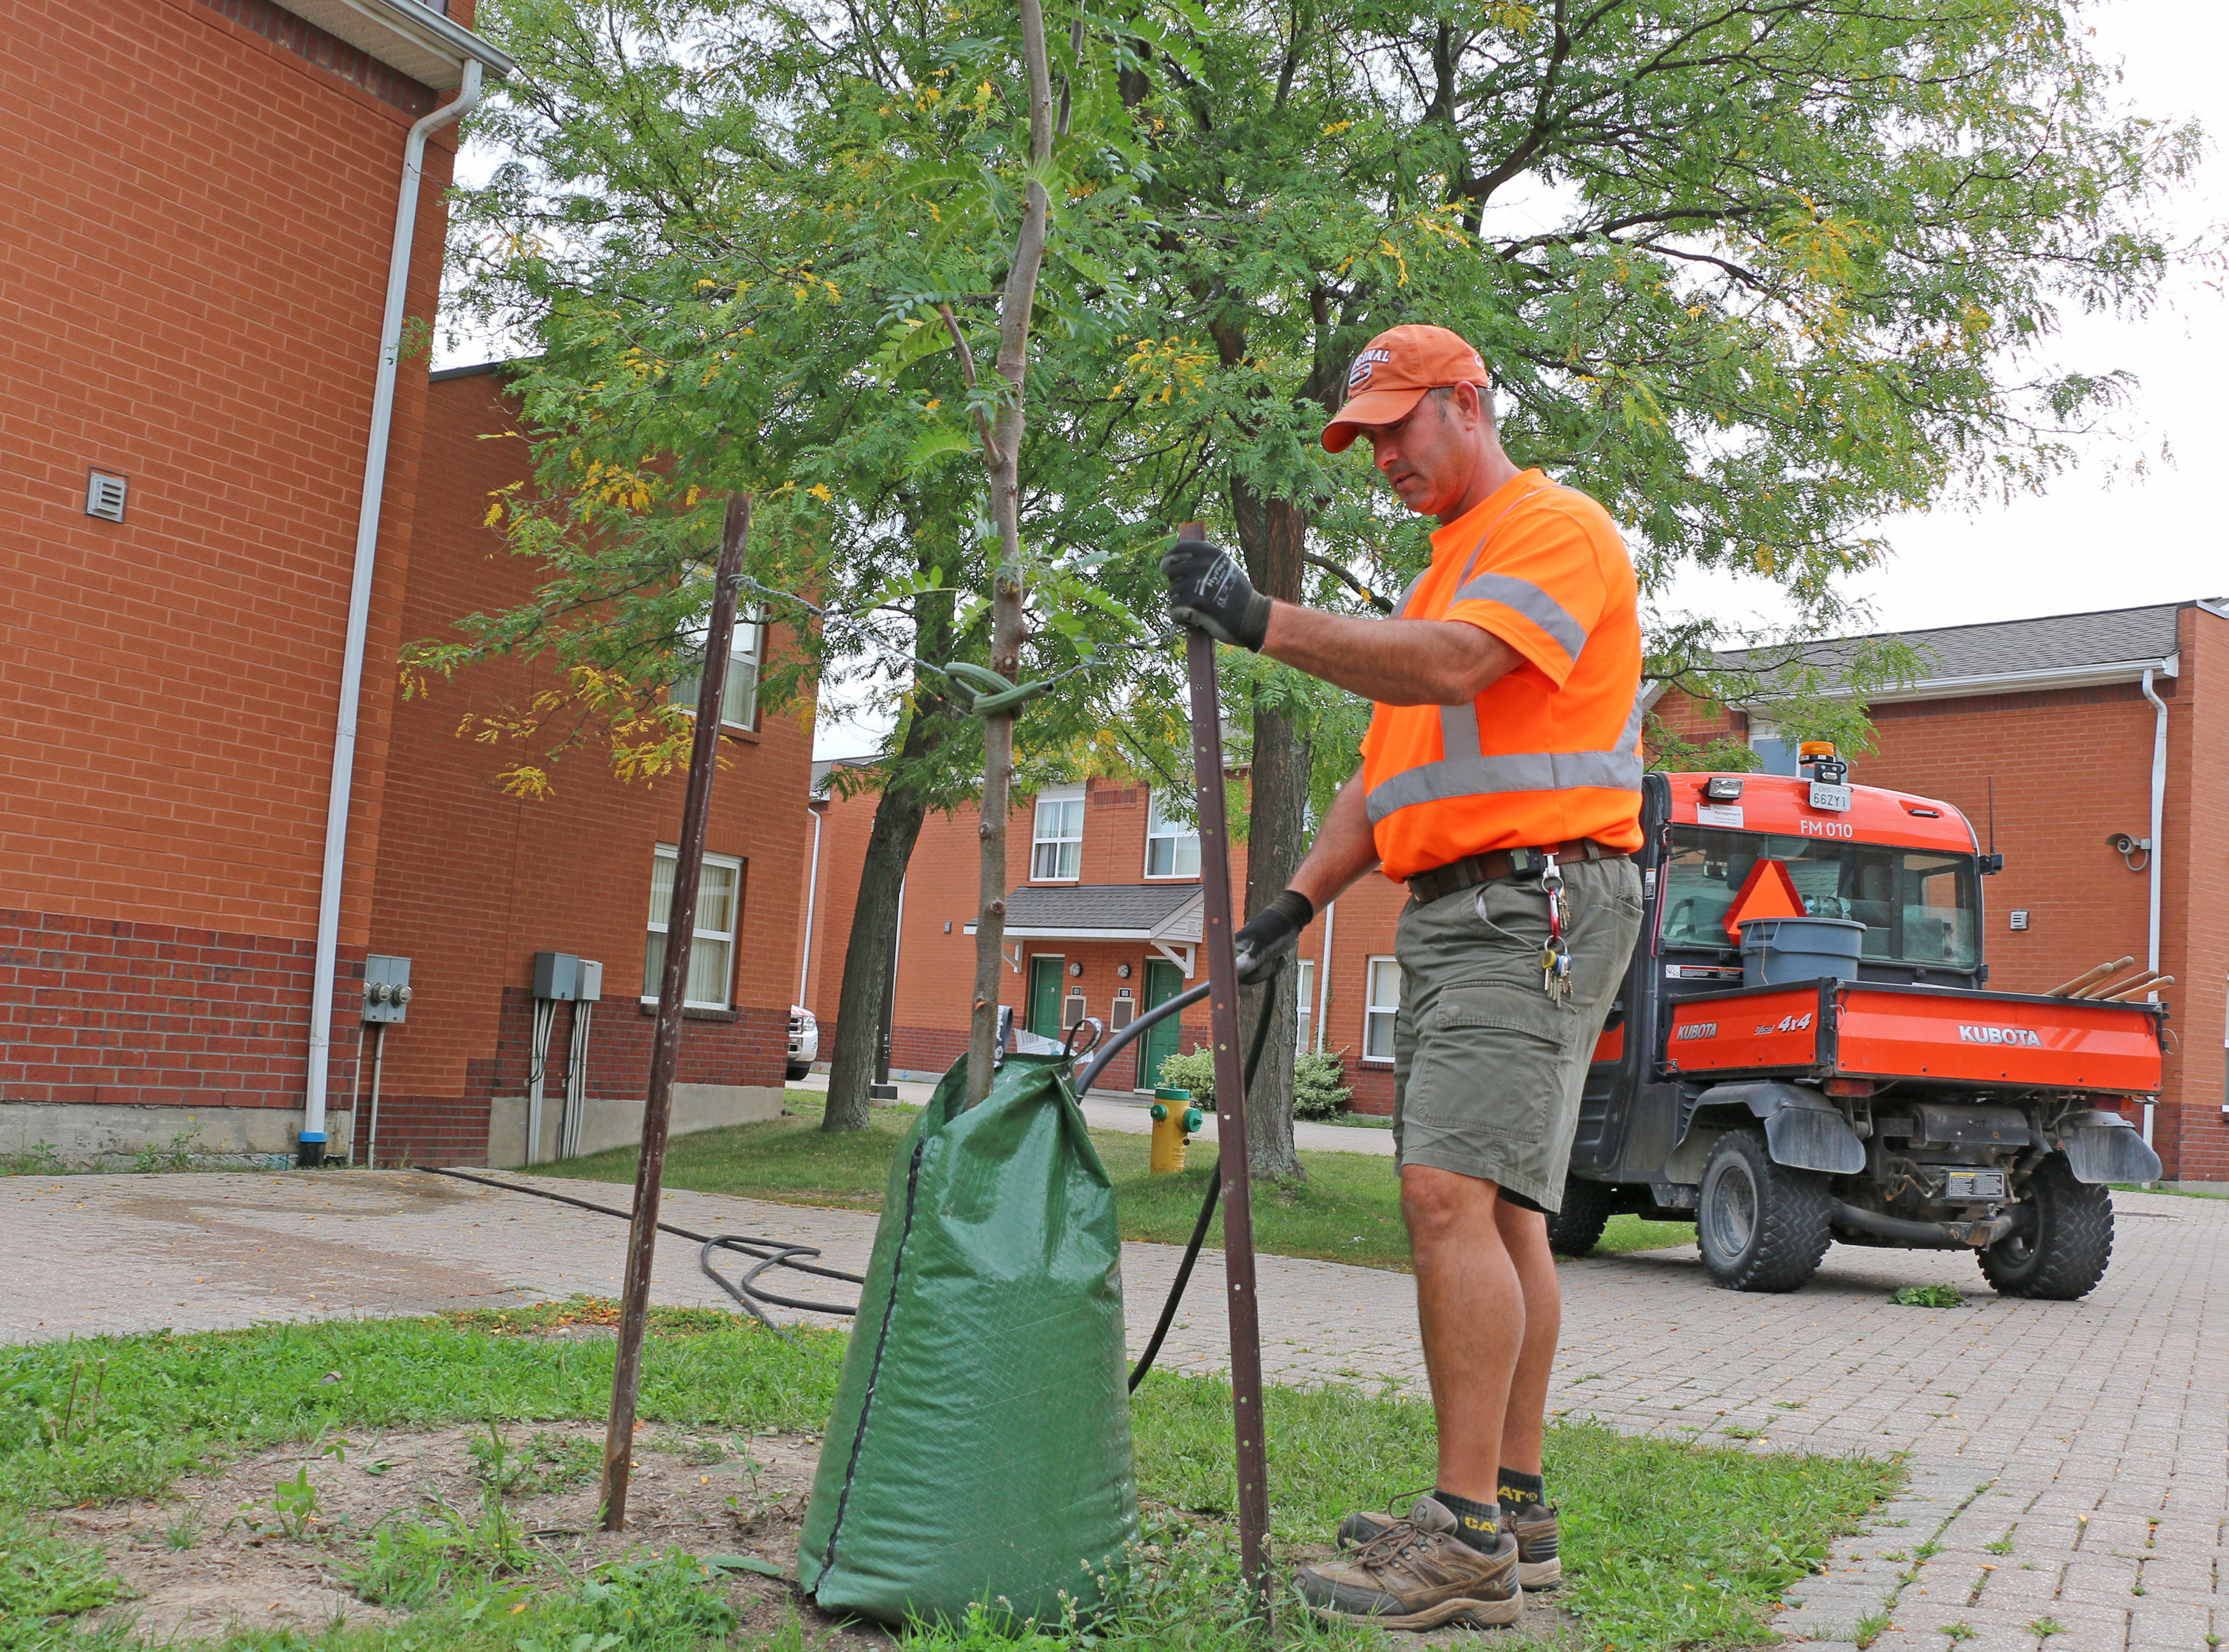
1299, 1495, 1523, 1630
1340, 1502, 1562, 1591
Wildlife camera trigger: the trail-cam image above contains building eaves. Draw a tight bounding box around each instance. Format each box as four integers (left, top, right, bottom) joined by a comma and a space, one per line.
1717, 601, 2195, 704
271, 0, 516, 89
965, 883, 1204, 941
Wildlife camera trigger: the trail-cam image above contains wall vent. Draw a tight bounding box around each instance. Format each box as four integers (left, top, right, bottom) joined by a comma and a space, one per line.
85, 471, 128, 522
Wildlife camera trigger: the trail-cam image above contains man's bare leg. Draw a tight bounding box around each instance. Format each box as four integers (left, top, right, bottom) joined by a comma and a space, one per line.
1401, 1164, 1522, 1502
1493, 1199, 1561, 1478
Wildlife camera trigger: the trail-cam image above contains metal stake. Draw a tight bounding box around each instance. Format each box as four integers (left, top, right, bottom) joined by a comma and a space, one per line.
601, 492, 753, 1531
1178, 524, 1271, 1605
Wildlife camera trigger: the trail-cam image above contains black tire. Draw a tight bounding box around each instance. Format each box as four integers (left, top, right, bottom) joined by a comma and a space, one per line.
1697, 1128, 1833, 1292
1545, 1176, 1620, 1257
1978, 1153, 2114, 1300
786, 1062, 811, 1081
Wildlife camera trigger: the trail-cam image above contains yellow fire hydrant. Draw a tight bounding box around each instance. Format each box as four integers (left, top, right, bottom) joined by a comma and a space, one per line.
1149, 1087, 1205, 1174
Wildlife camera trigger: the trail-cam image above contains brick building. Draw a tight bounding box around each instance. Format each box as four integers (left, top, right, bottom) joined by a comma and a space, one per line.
794, 773, 1414, 1112
360, 366, 813, 1167
1, 0, 809, 1167
799, 599, 2227, 1188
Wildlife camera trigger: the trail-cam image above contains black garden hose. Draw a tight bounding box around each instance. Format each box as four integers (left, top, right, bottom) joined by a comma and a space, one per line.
417, 1165, 862, 1323
419, 971, 1283, 1381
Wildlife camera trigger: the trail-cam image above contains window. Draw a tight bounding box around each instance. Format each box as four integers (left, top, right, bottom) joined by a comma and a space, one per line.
1747, 720, 1798, 776
1031, 790, 1083, 880
1144, 790, 1200, 878
1293, 958, 1316, 1057
673, 608, 762, 729
1660, 826, 1980, 969
643, 846, 742, 1009
1363, 957, 1400, 1062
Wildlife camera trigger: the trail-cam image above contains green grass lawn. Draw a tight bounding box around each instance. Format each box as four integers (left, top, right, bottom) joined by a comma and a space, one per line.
1, 1307, 1897, 1651
535, 1092, 1692, 1272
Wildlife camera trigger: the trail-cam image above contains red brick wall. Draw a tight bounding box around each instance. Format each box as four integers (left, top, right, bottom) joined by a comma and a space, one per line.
0, 909, 340, 1109
2163, 606, 2228, 1181
357, 370, 813, 1163
1, 0, 458, 1124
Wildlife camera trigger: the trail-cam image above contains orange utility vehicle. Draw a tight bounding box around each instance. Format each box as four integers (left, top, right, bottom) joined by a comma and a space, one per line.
1548, 747, 2165, 1298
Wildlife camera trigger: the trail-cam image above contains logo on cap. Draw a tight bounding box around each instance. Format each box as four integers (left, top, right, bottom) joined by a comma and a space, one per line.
1348, 348, 1393, 390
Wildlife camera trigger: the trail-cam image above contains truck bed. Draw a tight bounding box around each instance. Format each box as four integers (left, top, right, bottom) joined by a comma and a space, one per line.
1660, 979, 2165, 1095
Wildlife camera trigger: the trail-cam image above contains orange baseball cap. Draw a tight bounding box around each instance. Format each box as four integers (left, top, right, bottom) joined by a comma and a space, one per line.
1321, 325, 1489, 453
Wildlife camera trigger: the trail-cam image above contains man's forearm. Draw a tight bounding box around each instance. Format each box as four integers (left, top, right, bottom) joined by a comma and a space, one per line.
1287, 771, 1382, 911
1262, 601, 1518, 706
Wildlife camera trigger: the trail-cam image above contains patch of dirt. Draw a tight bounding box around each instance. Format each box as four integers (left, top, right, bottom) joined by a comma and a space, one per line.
58, 1421, 890, 1649
59, 1419, 1577, 1647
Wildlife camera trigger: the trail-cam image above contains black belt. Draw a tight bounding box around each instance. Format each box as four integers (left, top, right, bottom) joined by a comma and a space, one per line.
1407, 839, 1630, 905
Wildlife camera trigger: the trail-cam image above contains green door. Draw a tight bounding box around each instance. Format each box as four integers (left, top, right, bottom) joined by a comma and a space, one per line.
1137, 959, 1185, 1090
1027, 956, 1065, 1038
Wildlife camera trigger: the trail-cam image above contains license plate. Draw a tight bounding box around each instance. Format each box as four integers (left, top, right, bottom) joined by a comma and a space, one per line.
1945, 1171, 2006, 1201
1809, 781, 1853, 812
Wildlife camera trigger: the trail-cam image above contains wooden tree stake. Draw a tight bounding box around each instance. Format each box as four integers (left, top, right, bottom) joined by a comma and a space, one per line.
601, 492, 751, 1530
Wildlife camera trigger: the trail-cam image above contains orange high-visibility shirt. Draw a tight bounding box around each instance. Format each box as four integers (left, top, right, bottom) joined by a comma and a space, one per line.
1360, 469, 1644, 883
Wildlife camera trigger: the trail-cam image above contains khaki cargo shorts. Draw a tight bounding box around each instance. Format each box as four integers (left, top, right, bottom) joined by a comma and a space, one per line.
1391, 855, 1642, 1213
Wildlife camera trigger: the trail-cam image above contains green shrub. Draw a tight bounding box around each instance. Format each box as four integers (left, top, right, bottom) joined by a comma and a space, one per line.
1153, 1046, 1353, 1121
1153, 1046, 1217, 1100
1293, 1050, 1353, 1120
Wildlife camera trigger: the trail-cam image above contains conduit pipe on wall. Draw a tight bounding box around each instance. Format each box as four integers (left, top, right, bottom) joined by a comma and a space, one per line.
301, 60, 490, 1166
1314, 900, 1335, 1055
797, 807, 824, 1005
2139, 664, 2169, 1152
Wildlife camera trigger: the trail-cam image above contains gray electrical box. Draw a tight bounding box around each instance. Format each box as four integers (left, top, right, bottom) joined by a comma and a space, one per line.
364, 954, 413, 1023
577, 958, 604, 1002
532, 951, 581, 1001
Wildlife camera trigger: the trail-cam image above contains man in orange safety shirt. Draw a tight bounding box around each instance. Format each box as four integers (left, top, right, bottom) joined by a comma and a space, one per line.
1163, 324, 1644, 1633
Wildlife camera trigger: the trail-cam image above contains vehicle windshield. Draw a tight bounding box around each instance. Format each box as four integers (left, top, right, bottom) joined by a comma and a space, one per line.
1662, 827, 1979, 969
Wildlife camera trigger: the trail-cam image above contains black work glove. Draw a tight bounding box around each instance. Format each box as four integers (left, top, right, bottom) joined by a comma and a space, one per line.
1232, 890, 1315, 984
1161, 539, 1272, 651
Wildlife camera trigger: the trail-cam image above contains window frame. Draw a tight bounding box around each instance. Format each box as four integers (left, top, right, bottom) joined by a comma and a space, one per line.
1030, 788, 1085, 882
672, 606, 764, 732
1142, 788, 1200, 879
1293, 957, 1317, 1057
642, 844, 744, 1011
1362, 956, 1400, 1064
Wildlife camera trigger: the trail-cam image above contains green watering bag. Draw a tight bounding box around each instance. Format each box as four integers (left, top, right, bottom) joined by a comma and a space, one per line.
797, 1051, 1139, 1626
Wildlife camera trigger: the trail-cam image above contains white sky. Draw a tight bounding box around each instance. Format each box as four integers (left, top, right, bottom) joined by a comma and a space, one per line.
439, 2, 2226, 759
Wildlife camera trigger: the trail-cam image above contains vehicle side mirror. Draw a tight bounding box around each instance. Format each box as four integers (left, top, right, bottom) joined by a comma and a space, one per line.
1977, 853, 2004, 875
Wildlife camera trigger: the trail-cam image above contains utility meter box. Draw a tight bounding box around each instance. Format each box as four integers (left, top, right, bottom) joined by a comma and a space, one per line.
532, 951, 581, 1002
363, 954, 413, 1023
577, 958, 604, 1002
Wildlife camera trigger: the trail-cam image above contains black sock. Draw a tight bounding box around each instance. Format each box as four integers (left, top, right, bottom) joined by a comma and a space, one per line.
1431, 1488, 1501, 1550
1497, 1467, 1546, 1512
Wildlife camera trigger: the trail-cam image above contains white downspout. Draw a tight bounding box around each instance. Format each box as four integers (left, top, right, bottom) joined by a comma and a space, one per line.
797, 807, 824, 1005
1314, 900, 1335, 1055
2139, 665, 2168, 1154
301, 61, 487, 1165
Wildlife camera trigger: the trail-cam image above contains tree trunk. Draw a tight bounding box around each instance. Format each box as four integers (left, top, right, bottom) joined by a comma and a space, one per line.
964, 0, 1055, 1104
820, 783, 929, 1130
823, 532, 959, 1132
1231, 480, 1311, 1180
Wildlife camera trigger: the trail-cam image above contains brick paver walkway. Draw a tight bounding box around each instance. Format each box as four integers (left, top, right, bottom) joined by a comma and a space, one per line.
4, 1168, 2221, 1649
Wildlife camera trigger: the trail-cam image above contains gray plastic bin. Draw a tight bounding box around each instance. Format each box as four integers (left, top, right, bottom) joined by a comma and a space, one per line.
1738, 916, 1865, 988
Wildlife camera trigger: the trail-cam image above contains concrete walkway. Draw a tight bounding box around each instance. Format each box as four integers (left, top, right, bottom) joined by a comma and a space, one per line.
789, 1069, 1397, 1157
3, 1166, 2221, 1651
